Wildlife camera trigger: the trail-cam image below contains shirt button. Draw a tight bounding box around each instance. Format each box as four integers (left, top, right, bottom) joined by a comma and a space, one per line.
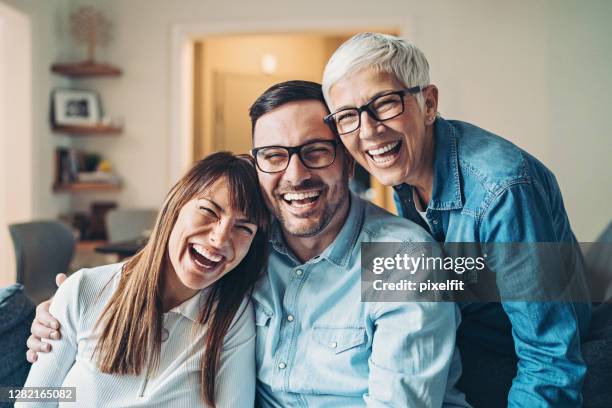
278, 362, 287, 369
432, 219, 438, 224
295, 269, 303, 276
161, 328, 169, 342
330, 341, 337, 349
287, 315, 294, 322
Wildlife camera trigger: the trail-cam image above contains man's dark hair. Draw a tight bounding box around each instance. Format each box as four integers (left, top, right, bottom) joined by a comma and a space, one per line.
249, 80, 328, 135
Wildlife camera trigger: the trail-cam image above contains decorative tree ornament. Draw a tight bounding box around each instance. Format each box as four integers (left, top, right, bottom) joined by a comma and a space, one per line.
70, 6, 112, 63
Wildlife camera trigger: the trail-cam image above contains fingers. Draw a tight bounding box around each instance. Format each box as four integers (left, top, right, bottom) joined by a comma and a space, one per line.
56, 273, 67, 287
35, 300, 60, 331
31, 318, 60, 341
26, 334, 51, 356
26, 349, 38, 363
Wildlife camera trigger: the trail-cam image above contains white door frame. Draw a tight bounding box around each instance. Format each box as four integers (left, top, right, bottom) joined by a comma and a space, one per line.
168, 17, 407, 186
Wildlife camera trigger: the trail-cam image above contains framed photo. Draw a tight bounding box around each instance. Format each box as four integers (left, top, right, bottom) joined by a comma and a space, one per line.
51, 88, 102, 127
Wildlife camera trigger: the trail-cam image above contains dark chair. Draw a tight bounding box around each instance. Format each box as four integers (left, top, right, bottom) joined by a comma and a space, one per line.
9, 220, 75, 304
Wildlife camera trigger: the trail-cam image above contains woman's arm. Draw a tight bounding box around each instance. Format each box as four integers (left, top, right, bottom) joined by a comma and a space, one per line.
213, 298, 256, 407
15, 271, 84, 407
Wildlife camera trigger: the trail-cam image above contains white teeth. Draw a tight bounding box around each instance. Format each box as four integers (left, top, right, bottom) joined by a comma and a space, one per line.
372, 155, 396, 164
367, 141, 400, 156
283, 191, 321, 201
192, 244, 223, 262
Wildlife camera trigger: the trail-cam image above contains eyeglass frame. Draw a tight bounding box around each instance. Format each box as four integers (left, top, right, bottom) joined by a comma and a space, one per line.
324, 86, 423, 135
250, 139, 339, 174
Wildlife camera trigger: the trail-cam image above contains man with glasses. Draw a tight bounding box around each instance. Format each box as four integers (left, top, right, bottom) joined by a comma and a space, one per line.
322, 33, 591, 407
248, 81, 467, 406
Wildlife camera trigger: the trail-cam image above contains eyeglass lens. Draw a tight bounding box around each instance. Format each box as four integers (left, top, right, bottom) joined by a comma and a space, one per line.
255, 141, 336, 173
331, 92, 405, 134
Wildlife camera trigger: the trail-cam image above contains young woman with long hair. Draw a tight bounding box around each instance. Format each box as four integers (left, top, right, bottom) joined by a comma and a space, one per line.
18, 152, 269, 407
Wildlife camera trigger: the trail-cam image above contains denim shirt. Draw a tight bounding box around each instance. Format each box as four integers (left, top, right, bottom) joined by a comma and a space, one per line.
253, 194, 468, 407
393, 117, 591, 407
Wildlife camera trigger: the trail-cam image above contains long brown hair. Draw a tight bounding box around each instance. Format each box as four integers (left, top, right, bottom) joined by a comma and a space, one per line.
92, 152, 269, 406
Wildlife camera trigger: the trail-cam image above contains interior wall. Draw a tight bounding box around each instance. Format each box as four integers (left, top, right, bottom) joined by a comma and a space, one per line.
44, 0, 612, 240
0, 0, 72, 284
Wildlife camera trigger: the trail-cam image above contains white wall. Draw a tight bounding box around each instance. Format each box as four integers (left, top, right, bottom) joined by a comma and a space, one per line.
0, 0, 74, 284
37, 0, 612, 240
0, 2, 31, 285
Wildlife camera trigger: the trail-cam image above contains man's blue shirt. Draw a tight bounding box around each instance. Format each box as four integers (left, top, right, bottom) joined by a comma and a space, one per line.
253, 194, 467, 407
393, 117, 591, 407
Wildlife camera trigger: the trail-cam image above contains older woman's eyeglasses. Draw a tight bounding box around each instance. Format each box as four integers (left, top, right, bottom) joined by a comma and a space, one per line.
324, 86, 422, 135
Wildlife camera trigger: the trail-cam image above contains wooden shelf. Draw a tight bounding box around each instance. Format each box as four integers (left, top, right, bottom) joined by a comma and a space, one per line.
53, 183, 122, 193
51, 62, 122, 77
76, 240, 107, 251
53, 124, 122, 135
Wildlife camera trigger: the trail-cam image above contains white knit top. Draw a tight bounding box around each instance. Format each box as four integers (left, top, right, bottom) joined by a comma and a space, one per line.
17, 263, 255, 407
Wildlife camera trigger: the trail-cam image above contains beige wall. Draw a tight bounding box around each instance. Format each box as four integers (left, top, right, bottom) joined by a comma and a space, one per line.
0, 0, 71, 284
11, 0, 612, 241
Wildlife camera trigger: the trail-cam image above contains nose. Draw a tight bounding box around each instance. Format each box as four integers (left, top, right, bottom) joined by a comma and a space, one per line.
283, 152, 311, 186
359, 110, 379, 141
209, 219, 233, 251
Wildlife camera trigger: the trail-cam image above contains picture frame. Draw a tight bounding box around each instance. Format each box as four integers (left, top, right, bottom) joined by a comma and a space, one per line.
51, 88, 102, 127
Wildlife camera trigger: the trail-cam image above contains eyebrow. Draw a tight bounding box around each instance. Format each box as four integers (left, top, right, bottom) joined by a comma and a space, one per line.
334, 89, 399, 111
255, 138, 335, 150
200, 198, 254, 224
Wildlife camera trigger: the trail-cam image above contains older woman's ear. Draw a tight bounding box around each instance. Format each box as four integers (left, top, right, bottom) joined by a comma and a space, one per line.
423, 85, 439, 125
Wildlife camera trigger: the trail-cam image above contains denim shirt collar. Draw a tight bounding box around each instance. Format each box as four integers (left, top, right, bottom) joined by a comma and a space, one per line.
402, 117, 463, 211
269, 192, 364, 267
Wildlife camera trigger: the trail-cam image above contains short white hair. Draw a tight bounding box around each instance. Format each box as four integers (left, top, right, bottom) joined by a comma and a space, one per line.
322, 33, 430, 110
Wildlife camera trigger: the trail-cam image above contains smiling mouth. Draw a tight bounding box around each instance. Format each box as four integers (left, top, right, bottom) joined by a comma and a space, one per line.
366, 141, 402, 164
281, 190, 322, 208
188, 243, 224, 270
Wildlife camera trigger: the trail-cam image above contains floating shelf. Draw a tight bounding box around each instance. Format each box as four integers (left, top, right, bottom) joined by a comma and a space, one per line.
76, 240, 108, 251
53, 183, 122, 193
51, 62, 122, 77
53, 124, 122, 135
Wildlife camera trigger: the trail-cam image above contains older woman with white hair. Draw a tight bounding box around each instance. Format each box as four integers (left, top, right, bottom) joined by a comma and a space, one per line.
322, 32, 590, 407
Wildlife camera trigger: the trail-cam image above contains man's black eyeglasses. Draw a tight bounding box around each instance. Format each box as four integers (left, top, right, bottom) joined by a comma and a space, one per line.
251, 139, 338, 174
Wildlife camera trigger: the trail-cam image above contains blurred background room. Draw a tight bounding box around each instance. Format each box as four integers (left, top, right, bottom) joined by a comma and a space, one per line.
1, 0, 611, 303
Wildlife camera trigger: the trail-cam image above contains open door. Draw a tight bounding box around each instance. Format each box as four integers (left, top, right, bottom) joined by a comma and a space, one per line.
212, 71, 295, 154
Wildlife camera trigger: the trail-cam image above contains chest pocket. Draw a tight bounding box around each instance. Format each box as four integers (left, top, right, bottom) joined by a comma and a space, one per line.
254, 300, 276, 364
311, 327, 366, 354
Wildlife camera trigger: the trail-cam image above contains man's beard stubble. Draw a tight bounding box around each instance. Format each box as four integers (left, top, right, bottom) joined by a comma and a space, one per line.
266, 178, 349, 238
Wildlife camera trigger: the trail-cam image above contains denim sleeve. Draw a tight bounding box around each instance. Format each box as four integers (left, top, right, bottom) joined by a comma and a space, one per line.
365, 301, 459, 407
480, 182, 589, 407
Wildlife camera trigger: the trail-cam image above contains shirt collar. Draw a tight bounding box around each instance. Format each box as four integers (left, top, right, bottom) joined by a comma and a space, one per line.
269, 192, 365, 267
167, 289, 207, 323
430, 117, 463, 210
394, 117, 463, 211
